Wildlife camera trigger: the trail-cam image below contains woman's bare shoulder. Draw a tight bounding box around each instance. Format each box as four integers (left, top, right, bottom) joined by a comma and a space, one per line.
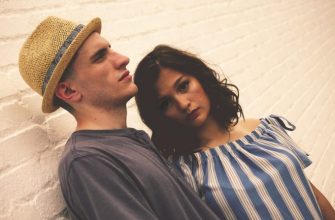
238, 118, 261, 132
229, 118, 261, 141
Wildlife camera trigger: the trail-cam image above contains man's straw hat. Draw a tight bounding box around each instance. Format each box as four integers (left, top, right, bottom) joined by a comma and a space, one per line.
19, 16, 101, 113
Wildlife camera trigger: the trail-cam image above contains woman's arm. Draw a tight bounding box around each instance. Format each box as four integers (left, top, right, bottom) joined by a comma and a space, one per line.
310, 181, 335, 220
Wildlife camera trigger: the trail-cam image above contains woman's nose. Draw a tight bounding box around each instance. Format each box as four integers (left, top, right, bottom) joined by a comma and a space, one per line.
175, 95, 190, 111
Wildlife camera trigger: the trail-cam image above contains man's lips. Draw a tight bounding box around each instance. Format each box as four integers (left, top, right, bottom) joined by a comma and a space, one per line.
118, 70, 131, 81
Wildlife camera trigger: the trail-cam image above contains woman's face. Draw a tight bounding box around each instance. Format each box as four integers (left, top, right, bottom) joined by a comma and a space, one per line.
155, 68, 211, 128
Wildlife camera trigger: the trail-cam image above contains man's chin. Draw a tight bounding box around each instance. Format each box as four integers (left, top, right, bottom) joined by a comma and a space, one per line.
127, 86, 139, 99
124, 90, 138, 104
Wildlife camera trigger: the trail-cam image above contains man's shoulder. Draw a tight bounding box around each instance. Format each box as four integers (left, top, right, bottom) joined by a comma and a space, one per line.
58, 128, 155, 172
59, 132, 111, 165
58, 132, 105, 176
58, 129, 152, 169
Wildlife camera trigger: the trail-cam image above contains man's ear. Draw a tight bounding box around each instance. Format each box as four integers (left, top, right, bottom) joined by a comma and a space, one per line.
55, 82, 81, 103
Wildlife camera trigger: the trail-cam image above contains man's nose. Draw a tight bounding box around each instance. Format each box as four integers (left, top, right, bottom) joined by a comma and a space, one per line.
111, 51, 129, 69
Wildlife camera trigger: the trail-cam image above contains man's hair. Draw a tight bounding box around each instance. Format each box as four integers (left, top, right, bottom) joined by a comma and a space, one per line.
134, 45, 244, 155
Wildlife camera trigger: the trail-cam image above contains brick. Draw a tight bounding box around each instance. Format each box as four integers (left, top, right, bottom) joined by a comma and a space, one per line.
0, 160, 55, 216
35, 183, 66, 219
0, 101, 33, 132
45, 112, 76, 143
0, 68, 29, 99
0, 145, 63, 215
323, 168, 335, 201
0, 40, 23, 66
7, 68, 30, 92
0, 126, 49, 170
127, 104, 151, 133
0, 74, 18, 98
20, 93, 45, 117
6, 203, 41, 220
0, 0, 68, 14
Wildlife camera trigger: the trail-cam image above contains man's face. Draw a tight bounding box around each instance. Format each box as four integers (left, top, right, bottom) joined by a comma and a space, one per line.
70, 32, 138, 109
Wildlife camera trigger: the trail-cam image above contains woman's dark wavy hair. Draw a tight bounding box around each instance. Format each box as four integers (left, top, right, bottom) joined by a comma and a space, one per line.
134, 45, 243, 155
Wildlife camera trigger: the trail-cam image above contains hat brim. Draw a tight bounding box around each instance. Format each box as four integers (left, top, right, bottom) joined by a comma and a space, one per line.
41, 17, 101, 113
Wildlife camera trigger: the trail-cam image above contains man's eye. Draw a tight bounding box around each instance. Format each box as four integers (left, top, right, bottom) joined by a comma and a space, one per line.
178, 80, 189, 92
95, 51, 106, 61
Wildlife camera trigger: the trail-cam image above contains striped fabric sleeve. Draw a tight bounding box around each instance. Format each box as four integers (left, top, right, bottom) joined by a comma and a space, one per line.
169, 156, 200, 194
267, 115, 312, 168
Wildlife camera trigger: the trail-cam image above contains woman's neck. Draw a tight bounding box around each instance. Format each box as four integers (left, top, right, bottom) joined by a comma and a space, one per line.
194, 117, 231, 150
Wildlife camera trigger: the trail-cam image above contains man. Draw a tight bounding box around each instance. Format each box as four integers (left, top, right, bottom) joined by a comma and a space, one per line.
18, 16, 220, 220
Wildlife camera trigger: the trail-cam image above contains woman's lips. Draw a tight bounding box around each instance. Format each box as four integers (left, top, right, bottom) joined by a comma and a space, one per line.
188, 108, 200, 120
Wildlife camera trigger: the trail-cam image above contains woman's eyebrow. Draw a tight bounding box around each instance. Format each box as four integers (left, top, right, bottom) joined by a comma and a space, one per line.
173, 76, 185, 89
157, 76, 185, 100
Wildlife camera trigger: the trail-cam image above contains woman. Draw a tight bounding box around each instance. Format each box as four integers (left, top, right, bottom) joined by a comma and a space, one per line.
134, 45, 335, 219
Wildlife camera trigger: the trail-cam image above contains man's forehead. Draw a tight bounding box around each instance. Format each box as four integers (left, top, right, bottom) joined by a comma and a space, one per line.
77, 32, 108, 56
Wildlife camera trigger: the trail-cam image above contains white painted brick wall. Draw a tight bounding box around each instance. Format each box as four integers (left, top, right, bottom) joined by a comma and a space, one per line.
1, 0, 334, 219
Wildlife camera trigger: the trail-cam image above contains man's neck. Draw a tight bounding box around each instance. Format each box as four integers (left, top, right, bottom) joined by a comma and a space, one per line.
74, 105, 128, 131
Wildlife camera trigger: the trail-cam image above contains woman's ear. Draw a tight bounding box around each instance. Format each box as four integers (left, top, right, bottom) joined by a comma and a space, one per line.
55, 81, 81, 103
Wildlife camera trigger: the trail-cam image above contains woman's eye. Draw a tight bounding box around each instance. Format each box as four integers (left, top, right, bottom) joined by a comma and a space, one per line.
159, 99, 171, 111
178, 80, 189, 92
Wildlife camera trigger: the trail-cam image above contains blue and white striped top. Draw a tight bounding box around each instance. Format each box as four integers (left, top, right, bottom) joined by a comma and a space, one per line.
170, 115, 322, 220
